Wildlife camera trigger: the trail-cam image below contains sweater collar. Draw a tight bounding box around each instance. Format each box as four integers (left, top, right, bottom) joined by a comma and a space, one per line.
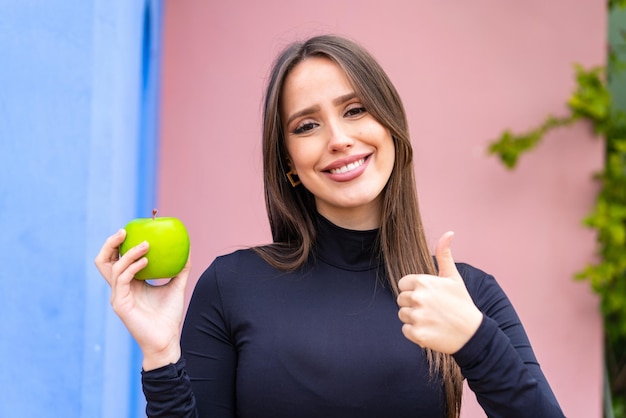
313, 213, 382, 271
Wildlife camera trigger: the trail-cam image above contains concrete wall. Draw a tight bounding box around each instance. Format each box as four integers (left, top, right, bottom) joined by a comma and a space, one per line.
0, 1, 162, 416
157, 1, 605, 417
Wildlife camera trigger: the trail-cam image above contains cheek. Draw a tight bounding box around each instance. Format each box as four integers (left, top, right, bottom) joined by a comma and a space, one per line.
378, 129, 395, 160
387, 136, 396, 162
286, 140, 321, 172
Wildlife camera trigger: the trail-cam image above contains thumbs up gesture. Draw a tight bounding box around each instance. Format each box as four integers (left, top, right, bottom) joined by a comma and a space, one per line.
397, 232, 483, 354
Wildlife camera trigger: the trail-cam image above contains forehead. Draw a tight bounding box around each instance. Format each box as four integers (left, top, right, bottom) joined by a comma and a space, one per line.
280, 57, 354, 114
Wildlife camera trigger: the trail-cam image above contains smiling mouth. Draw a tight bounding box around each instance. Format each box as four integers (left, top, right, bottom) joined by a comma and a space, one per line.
328, 158, 366, 174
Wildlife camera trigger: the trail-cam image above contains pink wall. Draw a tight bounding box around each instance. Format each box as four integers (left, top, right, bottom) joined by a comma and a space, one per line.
158, 1, 605, 416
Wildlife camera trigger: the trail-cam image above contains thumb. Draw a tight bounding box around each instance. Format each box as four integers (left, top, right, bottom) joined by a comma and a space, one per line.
171, 249, 192, 290
435, 231, 460, 279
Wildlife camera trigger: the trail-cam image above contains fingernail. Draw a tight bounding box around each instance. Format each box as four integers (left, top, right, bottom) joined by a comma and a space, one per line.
139, 241, 149, 248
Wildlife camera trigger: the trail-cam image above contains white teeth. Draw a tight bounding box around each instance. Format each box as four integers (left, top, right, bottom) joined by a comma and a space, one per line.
329, 158, 365, 174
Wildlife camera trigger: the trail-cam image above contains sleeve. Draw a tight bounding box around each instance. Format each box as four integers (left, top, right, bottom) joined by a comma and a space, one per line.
140, 259, 237, 418
141, 357, 198, 418
452, 263, 565, 418
180, 260, 238, 417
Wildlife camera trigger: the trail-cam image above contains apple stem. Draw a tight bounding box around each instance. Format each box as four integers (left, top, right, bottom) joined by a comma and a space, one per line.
152, 208, 158, 220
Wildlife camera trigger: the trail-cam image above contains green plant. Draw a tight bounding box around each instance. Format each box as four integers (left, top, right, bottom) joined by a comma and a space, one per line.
487, 2, 626, 416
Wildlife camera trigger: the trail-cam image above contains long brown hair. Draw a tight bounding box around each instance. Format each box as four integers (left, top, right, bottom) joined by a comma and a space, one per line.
254, 34, 463, 418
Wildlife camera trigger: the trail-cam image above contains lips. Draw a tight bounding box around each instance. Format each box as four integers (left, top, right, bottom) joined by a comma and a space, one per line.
328, 158, 365, 174
322, 153, 371, 182
322, 153, 371, 173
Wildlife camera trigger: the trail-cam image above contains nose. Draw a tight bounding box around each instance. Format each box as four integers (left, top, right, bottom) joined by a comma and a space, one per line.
327, 121, 354, 152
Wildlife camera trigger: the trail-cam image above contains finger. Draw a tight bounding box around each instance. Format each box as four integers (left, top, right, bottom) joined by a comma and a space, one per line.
401, 323, 426, 348
398, 274, 419, 292
95, 229, 125, 266
110, 256, 148, 311
181, 248, 192, 273
94, 229, 126, 278
116, 256, 149, 287
435, 231, 460, 279
111, 241, 150, 284
168, 250, 192, 291
397, 306, 415, 324
397, 290, 419, 308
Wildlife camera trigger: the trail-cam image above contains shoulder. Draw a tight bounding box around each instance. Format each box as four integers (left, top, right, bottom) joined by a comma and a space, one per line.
455, 262, 491, 288
189, 248, 277, 304
213, 247, 264, 268
190, 247, 300, 320
454, 262, 512, 314
200, 248, 272, 281
195, 246, 294, 290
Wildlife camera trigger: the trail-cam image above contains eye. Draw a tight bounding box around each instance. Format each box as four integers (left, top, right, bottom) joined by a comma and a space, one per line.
293, 121, 318, 135
344, 104, 366, 118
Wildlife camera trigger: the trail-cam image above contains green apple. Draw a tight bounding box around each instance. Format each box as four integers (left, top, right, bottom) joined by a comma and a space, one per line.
119, 209, 190, 280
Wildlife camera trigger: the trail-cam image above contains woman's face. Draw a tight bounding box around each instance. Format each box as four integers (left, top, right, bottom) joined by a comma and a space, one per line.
280, 56, 395, 230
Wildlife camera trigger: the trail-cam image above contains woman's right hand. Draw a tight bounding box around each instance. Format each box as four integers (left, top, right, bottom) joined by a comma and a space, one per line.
94, 228, 191, 371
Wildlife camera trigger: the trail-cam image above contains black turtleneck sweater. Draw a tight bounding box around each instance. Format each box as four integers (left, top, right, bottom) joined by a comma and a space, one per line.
142, 216, 564, 417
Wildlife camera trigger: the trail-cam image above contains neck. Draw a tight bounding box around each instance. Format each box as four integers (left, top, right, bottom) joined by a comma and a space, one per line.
314, 213, 382, 270
315, 201, 382, 231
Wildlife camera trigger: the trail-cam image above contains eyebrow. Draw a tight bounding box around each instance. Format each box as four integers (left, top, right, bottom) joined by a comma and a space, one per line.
285, 92, 358, 127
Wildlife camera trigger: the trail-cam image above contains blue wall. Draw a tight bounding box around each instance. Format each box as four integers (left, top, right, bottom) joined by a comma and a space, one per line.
0, 1, 162, 416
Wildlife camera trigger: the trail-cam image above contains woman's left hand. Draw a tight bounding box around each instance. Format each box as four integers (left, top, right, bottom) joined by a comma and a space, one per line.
397, 231, 483, 354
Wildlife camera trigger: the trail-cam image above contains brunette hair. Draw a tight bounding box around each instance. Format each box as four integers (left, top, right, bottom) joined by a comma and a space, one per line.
254, 34, 463, 417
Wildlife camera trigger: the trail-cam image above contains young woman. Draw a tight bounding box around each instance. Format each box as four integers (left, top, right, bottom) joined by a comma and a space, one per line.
95, 35, 565, 418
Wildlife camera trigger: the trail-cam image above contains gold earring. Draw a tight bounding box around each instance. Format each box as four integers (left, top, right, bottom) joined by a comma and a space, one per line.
286, 170, 301, 187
